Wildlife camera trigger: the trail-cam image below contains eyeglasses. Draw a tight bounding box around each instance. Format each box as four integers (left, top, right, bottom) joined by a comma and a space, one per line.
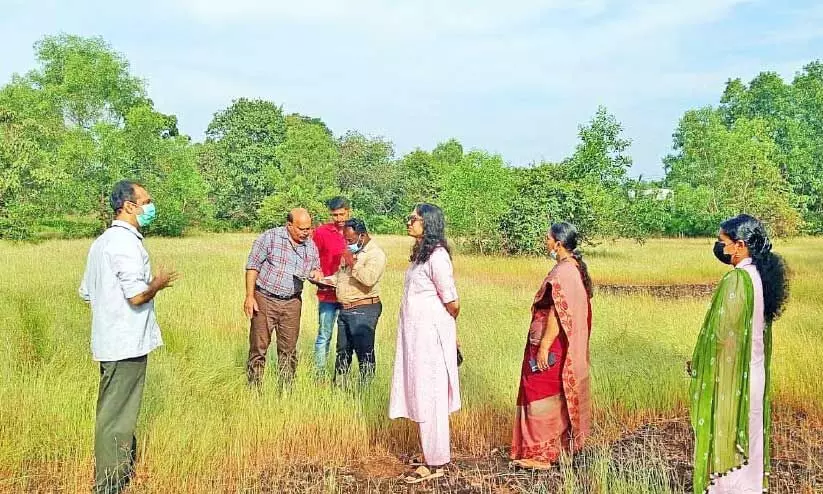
406, 215, 422, 224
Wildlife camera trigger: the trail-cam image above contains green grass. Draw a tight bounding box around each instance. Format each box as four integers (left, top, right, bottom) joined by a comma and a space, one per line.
1, 235, 821, 492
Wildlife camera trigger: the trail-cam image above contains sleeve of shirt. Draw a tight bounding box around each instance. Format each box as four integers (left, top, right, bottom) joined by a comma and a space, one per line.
246, 233, 268, 271
107, 244, 150, 300
78, 267, 91, 302
308, 241, 321, 272
428, 249, 458, 304
351, 248, 387, 288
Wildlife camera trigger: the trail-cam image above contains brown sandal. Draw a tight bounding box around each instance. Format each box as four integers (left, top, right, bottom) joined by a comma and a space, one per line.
403, 466, 445, 484
511, 458, 553, 471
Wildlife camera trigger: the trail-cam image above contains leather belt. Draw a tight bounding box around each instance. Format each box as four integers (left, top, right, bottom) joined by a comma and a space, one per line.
255, 286, 301, 301
340, 297, 380, 310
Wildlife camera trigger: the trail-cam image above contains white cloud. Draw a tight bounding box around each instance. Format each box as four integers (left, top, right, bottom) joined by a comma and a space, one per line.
4, 0, 813, 174
152, 0, 769, 173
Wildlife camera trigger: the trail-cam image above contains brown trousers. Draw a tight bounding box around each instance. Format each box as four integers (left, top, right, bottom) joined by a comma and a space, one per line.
247, 291, 302, 385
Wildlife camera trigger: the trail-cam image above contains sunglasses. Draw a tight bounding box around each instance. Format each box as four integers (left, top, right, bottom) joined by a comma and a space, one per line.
406, 215, 422, 224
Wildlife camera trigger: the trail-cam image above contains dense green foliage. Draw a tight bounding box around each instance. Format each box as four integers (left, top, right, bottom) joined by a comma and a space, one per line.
2, 35, 821, 250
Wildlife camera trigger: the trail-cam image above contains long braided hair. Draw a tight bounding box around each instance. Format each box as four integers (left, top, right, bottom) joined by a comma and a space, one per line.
550, 222, 594, 299
720, 214, 788, 323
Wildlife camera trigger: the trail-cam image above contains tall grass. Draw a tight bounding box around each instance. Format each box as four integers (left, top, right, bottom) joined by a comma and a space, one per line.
1, 235, 820, 492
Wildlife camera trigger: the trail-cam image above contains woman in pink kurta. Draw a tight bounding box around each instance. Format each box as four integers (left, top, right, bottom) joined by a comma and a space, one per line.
389, 203, 460, 484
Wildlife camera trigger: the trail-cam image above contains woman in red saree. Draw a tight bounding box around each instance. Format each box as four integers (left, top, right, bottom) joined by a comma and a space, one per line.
511, 222, 593, 469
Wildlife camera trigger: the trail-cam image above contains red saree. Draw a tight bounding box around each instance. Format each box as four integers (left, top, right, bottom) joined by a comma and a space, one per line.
511, 259, 592, 463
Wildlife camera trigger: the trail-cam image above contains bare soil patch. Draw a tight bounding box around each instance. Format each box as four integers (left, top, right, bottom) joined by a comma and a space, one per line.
596, 283, 716, 298
268, 408, 822, 493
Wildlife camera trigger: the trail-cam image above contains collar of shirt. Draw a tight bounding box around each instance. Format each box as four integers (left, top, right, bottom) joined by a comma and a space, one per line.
735, 257, 753, 269
274, 226, 317, 260
112, 219, 143, 240
275, 226, 301, 247
358, 239, 375, 254
317, 222, 343, 235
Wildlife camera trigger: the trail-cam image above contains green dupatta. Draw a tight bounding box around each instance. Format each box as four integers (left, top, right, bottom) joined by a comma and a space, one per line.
689, 268, 773, 493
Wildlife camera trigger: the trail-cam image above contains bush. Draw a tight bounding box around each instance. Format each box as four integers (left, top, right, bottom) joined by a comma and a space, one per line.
500, 165, 597, 255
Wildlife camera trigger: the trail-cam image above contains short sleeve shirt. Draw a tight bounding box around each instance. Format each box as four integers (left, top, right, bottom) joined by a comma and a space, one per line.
246, 226, 321, 297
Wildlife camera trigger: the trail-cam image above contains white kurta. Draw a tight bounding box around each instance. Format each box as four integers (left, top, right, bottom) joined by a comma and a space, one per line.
709, 258, 766, 493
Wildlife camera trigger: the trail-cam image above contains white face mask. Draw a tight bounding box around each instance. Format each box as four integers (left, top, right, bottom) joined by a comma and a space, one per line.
549, 250, 558, 261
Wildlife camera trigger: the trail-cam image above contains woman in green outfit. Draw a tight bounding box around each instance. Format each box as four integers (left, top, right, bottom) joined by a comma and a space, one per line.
689, 214, 788, 494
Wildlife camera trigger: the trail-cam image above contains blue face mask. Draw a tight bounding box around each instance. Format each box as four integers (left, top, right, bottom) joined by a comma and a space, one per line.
136, 202, 157, 227
347, 235, 363, 253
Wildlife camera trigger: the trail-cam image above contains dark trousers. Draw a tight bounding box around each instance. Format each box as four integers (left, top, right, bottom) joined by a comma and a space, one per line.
94, 355, 147, 494
334, 302, 382, 381
247, 290, 302, 385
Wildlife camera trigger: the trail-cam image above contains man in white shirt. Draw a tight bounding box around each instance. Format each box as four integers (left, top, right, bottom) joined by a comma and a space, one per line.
79, 180, 178, 494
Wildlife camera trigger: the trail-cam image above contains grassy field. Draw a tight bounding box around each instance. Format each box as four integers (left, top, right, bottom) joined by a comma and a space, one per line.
1, 235, 821, 493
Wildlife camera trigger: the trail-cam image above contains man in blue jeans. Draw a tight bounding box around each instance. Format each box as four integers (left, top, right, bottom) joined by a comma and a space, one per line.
311, 197, 350, 376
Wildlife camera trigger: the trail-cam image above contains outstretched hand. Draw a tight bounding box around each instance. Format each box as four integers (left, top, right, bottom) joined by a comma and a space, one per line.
153, 267, 180, 291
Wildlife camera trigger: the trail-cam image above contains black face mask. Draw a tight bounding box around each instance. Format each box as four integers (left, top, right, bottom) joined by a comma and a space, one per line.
713, 241, 733, 265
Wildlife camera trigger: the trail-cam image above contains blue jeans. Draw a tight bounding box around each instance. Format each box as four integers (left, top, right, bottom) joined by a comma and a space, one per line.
314, 302, 340, 371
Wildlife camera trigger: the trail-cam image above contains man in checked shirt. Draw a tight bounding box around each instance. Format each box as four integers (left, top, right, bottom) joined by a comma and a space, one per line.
244, 208, 322, 386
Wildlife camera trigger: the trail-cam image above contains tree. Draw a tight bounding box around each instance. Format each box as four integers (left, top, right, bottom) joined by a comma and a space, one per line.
201, 98, 287, 226
565, 106, 632, 187
122, 106, 211, 235
400, 149, 438, 205
664, 108, 800, 236
336, 131, 404, 232
785, 62, 823, 231
622, 179, 673, 241
31, 34, 147, 129
718, 63, 823, 232
0, 108, 64, 239
439, 151, 515, 253
432, 138, 464, 167
257, 114, 340, 227
0, 34, 209, 239
500, 163, 594, 254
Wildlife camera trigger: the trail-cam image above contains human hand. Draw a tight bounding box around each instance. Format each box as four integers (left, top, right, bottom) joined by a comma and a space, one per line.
152, 267, 180, 291
308, 268, 324, 282
341, 250, 356, 268
243, 295, 259, 319
536, 346, 550, 371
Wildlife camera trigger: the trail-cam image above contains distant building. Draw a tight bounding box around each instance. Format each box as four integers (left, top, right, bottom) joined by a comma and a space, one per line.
627, 188, 673, 201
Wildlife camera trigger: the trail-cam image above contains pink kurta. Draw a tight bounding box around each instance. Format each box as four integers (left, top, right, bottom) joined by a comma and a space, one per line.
709, 258, 766, 493
389, 247, 461, 422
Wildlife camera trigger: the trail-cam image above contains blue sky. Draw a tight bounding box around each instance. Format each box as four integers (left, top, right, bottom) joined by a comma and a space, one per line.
2, 0, 822, 178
